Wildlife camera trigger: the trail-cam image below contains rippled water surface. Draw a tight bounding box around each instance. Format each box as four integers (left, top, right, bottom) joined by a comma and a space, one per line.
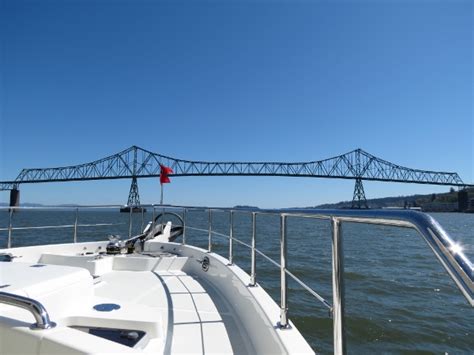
1, 209, 473, 354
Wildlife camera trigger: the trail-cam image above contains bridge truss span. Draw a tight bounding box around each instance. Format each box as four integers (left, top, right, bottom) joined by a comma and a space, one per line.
1, 146, 465, 186
0, 146, 469, 208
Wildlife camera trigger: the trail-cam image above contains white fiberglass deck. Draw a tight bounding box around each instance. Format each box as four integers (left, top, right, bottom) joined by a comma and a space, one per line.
94, 268, 235, 354
0, 241, 313, 354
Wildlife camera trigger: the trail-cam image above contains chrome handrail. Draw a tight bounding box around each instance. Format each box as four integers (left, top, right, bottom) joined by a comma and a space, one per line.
166, 206, 474, 304
0, 223, 119, 232
295, 209, 474, 307
0, 291, 56, 330
1, 204, 473, 355
1, 204, 125, 246
178, 206, 473, 355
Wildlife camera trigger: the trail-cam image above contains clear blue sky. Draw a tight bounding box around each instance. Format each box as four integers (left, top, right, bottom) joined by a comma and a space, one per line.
0, 0, 472, 208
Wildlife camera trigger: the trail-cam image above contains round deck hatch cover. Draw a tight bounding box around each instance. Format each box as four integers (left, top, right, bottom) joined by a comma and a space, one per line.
93, 303, 121, 312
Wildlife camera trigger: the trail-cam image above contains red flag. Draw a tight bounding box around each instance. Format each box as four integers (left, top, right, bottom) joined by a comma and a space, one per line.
160, 165, 173, 184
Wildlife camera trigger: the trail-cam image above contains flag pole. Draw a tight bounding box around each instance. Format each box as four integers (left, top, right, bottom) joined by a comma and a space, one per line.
160, 183, 164, 205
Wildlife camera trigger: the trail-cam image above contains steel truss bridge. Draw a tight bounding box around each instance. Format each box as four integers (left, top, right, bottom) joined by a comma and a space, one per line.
0, 146, 470, 208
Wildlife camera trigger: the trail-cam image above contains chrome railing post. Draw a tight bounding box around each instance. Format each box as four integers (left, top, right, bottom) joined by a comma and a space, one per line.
279, 214, 288, 328
331, 217, 346, 355
73, 208, 78, 243
182, 208, 187, 245
128, 206, 133, 238
250, 212, 257, 286
208, 209, 212, 252
152, 205, 156, 232
228, 210, 234, 265
141, 207, 145, 232
7, 208, 13, 249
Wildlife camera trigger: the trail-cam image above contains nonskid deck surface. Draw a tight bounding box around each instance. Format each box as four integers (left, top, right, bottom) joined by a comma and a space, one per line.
95, 268, 234, 354
0, 252, 239, 354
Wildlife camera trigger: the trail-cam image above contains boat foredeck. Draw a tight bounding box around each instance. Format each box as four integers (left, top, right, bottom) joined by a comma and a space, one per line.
0, 241, 314, 354
0, 252, 240, 354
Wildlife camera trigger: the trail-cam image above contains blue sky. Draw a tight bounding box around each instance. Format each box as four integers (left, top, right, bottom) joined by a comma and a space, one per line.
0, 0, 472, 208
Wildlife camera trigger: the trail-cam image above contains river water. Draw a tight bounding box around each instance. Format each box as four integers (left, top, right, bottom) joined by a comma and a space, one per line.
0, 209, 472, 354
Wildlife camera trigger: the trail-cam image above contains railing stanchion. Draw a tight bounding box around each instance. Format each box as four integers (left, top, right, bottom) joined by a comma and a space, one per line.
331, 217, 346, 355
152, 205, 155, 233
128, 206, 133, 238
250, 212, 257, 286
141, 208, 145, 232
279, 214, 288, 328
208, 209, 212, 252
7, 208, 13, 249
228, 211, 234, 265
182, 208, 187, 245
73, 208, 78, 243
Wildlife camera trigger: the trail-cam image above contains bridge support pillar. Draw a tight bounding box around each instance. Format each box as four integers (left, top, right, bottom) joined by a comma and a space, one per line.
458, 189, 469, 212
120, 177, 145, 213
351, 178, 368, 209
9, 187, 20, 209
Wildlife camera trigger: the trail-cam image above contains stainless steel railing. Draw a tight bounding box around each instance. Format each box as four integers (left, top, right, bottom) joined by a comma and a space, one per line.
0, 205, 127, 247
1, 205, 473, 354
0, 291, 56, 330
173, 205, 473, 355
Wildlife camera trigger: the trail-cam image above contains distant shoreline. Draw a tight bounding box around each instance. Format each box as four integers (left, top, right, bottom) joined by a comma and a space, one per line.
1, 187, 473, 213
310, 188, 474, 213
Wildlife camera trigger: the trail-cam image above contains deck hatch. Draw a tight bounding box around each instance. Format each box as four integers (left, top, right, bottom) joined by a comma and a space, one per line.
70, 326, 145, 348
